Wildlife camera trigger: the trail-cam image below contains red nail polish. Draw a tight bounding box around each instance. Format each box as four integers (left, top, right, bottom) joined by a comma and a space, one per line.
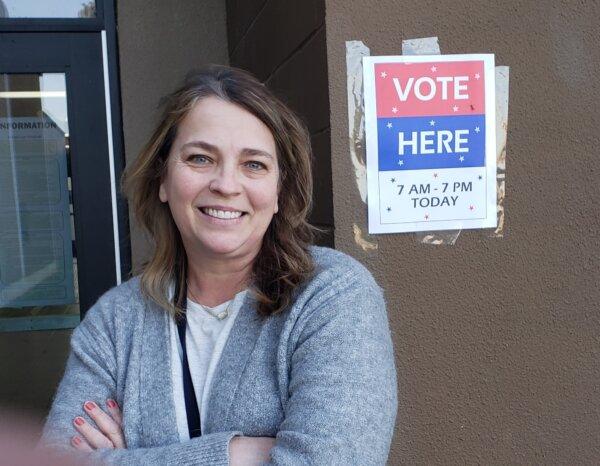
84, 401, 95, 411
74, 417, 85, 426
72, 436, 81, 445
107, 399, 117, 409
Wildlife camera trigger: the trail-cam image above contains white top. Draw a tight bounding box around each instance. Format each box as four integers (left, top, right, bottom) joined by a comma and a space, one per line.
169, 289, 248, 441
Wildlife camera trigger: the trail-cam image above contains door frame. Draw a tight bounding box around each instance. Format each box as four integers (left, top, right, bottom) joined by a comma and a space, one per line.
0, 0, 130, 328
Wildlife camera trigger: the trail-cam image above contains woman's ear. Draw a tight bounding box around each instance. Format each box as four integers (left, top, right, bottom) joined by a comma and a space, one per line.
159, 183, 168, 203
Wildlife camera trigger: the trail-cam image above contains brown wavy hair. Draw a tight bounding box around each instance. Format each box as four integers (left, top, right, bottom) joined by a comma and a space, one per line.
122, 65, 316, 318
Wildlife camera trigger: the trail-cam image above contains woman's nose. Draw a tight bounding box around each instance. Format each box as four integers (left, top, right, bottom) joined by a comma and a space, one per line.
208, 165, 242, 196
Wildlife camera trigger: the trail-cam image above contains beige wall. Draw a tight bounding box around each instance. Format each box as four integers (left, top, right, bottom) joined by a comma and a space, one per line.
325, 0, 599, 464
117, 0, 229, 271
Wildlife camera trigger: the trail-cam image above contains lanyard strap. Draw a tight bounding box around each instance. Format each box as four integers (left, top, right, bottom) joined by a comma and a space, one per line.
174, 278, 202, 438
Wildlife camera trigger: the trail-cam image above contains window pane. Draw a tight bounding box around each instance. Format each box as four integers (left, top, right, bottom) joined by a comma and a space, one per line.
0, 0, 96, 18
0, 73, 79, 331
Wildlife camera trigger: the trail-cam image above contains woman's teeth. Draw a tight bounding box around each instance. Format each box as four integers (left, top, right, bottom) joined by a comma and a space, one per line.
202, 208, 243, 219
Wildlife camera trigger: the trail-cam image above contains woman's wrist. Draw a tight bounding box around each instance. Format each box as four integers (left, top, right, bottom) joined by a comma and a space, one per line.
229, 435, 276, 466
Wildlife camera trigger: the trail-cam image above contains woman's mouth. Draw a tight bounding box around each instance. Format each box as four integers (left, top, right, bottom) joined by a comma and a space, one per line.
199, 207, 246, 220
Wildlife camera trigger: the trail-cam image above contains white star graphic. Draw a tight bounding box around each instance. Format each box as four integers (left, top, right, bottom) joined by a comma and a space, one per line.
398, 160, 404, 166
475, 126, 480, 133
475, 73, 480, 80
459, 156, 465, 162
380, 71, 387, 78
386, 122, 393, 129
430, 65, 437, 72
429, 120, 435, 126
453, 105, 459, 112
392, 107, 398, 113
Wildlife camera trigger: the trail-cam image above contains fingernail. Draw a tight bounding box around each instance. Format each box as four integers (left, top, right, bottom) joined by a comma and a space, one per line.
72, 436, 81, 445
84, 401, 96, 411
107, 399, 117, 409
74, 417, 85, 426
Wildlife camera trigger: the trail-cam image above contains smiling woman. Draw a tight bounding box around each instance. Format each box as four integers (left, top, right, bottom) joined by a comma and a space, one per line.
123, 66, 315, 318
158, 96, 280, 276
39, 65, 398, 466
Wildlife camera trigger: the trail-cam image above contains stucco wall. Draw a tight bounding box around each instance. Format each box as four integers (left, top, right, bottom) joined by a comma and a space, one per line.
117, 0, 229, 271
325, 1, 599, 464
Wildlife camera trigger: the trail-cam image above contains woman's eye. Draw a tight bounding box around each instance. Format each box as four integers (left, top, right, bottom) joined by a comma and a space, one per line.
189, 154, 210, 164
245, 160, 266, 170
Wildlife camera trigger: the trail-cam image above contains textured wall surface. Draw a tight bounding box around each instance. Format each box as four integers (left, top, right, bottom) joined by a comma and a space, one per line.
325, 1, 599, 464
0, 330, 71, 419
227, 0, 334, 246
117, 0, 229, 271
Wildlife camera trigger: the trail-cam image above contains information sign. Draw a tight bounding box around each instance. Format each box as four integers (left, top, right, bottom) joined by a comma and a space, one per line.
0, 116, 76, 307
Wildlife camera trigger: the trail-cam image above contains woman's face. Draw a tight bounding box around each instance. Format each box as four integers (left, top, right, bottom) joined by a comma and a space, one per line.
159, 96, 279, 261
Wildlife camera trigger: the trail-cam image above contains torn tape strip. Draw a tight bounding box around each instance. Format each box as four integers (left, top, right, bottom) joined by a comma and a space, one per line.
345, 40, 370, 203
346, 40, 378, 252
492, 66, 509, 238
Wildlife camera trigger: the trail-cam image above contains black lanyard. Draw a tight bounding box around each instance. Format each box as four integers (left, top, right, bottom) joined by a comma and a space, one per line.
174, 279, 202, 438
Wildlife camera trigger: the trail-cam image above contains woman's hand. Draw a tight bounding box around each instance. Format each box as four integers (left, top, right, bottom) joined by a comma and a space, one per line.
229, 436, 276, 466
71, 399, 125, 451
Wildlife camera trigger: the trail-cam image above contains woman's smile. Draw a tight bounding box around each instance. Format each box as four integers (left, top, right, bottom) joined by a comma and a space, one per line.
197, 206, 247, 224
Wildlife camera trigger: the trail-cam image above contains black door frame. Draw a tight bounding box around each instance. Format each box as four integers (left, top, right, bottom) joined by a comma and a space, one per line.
0, 0, 131, 318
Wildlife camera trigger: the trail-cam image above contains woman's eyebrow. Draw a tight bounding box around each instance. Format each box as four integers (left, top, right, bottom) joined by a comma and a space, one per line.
241, 148, 274, 159
180, 140, 218, 153
181, 140, 273, 159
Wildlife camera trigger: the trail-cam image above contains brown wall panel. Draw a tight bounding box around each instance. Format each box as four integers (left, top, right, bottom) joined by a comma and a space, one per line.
266, 27, 330, 134
229, 0, 324, 82
310, 129, 334, 226
226, 0, 267, 54
325, 0, 600, 464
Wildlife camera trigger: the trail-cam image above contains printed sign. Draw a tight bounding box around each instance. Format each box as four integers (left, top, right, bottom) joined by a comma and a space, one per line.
363, 54, 496, 233
0, 117, 76, 308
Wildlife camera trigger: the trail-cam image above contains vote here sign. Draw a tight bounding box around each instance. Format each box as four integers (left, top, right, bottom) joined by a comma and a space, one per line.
363, 54, 497, 234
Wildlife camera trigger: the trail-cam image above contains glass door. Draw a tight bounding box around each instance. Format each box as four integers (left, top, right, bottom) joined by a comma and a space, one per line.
0, 0, 97, 18
0, 32, 120, 331
0, 72, 80, 330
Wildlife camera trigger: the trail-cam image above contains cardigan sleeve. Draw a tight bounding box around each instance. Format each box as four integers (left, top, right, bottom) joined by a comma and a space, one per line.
266, 268, 398, 465
39, 291, 242, 466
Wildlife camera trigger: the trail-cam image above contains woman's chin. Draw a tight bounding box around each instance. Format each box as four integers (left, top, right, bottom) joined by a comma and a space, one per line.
194, 238, 250, 258
183, 229, 264, 259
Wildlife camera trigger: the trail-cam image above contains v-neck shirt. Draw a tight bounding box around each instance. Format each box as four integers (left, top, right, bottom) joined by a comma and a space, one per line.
168, 289, 248, 441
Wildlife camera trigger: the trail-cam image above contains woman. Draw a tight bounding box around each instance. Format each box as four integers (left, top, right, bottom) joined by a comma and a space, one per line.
40, 65, 398, 465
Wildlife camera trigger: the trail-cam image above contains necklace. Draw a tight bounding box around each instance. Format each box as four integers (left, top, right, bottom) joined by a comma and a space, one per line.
186, 281, 233, 320
197, 300, 232, 320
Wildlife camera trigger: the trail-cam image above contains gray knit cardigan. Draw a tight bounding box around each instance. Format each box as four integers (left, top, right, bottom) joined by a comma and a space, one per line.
41, 246, 398, 465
